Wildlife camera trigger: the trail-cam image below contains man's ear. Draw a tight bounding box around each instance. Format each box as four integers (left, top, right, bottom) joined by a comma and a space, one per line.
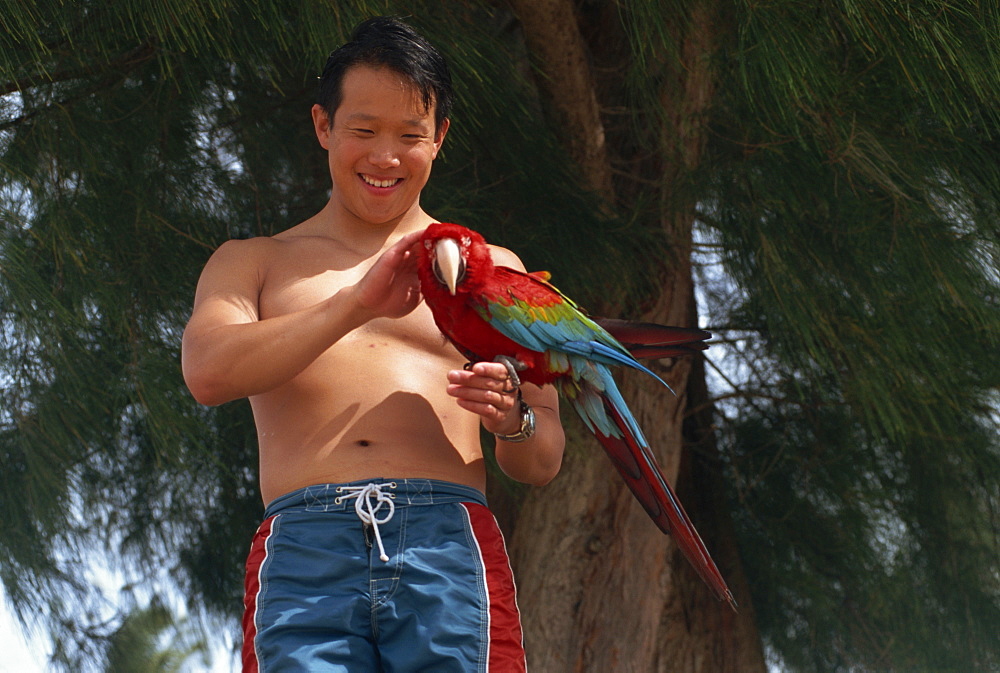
432, 118, 450, 158
311, 104, 332, 149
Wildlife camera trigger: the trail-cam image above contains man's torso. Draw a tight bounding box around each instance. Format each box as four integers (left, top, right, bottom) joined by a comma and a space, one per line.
245, 230, 486, 504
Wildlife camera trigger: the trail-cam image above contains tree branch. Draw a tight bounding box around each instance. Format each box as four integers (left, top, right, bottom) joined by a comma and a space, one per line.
0, 40, 159, 133
0, 39, 158, 98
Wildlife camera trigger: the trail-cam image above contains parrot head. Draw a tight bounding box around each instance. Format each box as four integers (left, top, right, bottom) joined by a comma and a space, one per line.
420, 223, 493, 296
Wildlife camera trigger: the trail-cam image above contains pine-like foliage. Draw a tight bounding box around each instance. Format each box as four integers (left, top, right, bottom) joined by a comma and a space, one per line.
1, 1, 998, 671
101, 598, 209, 673
692, 3, 1000, 670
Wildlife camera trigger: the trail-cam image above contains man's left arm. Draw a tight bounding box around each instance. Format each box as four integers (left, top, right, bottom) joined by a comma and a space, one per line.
446, 362, 565, 486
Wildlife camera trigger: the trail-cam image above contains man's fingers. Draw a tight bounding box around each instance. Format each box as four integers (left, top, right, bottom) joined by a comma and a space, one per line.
447, 368, 513, 394
454, 394, 517, 423
448, 382, 515, 405
468, 361, 509, 378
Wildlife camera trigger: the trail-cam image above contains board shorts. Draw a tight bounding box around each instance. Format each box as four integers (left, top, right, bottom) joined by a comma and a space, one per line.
241, 478, 526, 672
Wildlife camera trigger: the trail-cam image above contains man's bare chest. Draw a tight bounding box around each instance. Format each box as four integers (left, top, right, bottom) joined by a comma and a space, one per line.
259, 260, 365, 318
257, 254, 452, 355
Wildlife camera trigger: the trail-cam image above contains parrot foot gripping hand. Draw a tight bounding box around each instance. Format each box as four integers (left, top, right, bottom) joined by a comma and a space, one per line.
463, 355, 527, 390
494, 354, 527, 389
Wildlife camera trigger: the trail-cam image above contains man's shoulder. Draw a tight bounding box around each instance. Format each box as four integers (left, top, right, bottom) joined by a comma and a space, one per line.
209, 231, 313, 268
487, 243, 526, 272
212, 234, 281, 258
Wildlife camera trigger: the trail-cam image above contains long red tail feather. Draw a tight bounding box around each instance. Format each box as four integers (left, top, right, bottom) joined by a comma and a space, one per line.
596, 318, 711, 360
595, 400, 737, 610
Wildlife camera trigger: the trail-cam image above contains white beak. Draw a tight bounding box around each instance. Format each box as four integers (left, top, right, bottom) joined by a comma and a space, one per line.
434, 237, 463, 296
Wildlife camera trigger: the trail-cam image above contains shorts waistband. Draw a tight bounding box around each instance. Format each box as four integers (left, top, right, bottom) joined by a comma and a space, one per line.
264, 478, 488, 517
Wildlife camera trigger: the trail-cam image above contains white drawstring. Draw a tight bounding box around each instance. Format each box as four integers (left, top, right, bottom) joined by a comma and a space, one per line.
335, 482, 397, 562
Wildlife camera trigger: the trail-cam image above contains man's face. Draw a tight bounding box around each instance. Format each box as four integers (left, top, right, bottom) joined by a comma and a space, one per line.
313, 65, 449, 228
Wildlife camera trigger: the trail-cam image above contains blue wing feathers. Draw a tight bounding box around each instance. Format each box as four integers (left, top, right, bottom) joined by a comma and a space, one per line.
483, 294, 672, 392
483, 286, 674, 444
598, 368, 648, 444
561, 341, 671, 391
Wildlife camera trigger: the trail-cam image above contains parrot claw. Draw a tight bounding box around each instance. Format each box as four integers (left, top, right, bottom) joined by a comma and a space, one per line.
463, 356, 525, 390
493, 355, 527, 389
463, 358, 526, 391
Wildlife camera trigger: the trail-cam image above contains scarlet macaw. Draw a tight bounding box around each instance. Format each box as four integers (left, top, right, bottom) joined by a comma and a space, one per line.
417, 222, 736, 609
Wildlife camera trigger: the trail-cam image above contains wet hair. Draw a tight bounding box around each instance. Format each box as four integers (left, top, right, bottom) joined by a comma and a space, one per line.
317, 16, 453, 133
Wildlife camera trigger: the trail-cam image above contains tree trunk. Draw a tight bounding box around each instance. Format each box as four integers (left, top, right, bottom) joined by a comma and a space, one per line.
509, 269, 764, 673
507, 0, 614, 202
507, 2, 766, 670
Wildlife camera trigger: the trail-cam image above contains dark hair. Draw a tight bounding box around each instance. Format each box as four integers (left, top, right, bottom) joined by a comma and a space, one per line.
317, 16, 453, 133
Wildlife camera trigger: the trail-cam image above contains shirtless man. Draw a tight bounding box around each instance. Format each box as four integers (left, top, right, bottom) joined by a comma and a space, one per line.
181, 16, 565, 673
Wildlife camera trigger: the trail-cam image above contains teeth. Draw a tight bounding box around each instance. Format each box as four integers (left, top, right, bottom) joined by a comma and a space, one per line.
362, 175, 400, 188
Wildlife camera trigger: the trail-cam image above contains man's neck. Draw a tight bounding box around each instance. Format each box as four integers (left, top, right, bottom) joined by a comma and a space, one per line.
306, 199, 432, 254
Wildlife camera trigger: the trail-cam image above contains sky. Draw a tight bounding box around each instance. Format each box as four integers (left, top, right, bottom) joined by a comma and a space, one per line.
0, 600, 46, 673
0, 583, 238, 673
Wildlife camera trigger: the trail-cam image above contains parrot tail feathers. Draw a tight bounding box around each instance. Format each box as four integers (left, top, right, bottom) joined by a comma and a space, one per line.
596, 318, 710, 360
594, 397, 737, 610
623, 343, 710, 360
595, 318, 711, 351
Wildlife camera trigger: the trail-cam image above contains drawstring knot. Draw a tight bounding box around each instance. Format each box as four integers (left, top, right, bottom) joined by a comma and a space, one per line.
335, 482, 396, 562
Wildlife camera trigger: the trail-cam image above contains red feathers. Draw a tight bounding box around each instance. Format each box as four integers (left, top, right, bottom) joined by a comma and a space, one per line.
417, 223, 735, 609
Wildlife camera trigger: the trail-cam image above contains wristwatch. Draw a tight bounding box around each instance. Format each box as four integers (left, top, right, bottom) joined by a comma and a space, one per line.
493, 396, 536, 443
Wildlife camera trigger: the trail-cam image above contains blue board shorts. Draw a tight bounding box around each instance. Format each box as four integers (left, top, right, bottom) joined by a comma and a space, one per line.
241, 478, 526, 672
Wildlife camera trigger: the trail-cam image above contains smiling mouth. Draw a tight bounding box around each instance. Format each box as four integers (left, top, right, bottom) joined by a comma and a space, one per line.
360, 174, 402, 188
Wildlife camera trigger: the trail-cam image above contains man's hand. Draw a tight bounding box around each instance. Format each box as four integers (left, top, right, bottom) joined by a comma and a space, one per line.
447, 361, 564, 485
352, 230, 425, 321
446, 361, 522, 436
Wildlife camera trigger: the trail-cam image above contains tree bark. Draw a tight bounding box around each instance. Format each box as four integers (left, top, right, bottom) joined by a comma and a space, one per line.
507, 0, 614, 202
507, 2, 767, 671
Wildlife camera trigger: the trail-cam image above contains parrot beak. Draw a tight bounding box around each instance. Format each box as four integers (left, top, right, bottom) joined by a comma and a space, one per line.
433, 237, 465, 296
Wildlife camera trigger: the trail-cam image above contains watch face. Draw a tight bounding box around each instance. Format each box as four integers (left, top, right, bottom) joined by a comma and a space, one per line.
496, 401, 534, 442
522, 404, 536, 438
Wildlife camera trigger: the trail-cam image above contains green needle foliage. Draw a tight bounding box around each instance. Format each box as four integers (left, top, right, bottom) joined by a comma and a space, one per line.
100, 598, 210, 673
1, 1, 998, 671
695, 2, 1000, 670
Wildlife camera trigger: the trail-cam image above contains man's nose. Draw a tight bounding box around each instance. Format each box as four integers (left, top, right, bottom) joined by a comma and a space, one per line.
369, 141, 401, 168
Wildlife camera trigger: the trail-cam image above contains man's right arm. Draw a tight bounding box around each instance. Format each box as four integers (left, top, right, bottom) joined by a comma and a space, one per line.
181, 232, 423, 406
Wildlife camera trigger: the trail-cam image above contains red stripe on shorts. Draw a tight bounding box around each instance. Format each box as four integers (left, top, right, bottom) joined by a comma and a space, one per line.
241, 514, 276, 673
461, 502, 527, 673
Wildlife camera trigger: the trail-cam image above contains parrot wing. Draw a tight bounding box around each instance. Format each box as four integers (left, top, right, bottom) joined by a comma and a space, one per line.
476, 266, 669, 384
485, 267, 712, 360
477, 267, 736, 608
